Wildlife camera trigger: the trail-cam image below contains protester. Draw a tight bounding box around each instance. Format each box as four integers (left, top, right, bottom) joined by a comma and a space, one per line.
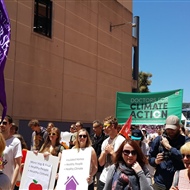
69, 124, 77, 148
91, 120, 108, 185
75, 121, 83, 131
73, 128, 98, 190
0, 115, 22, 190
0, 133, 11, 190
46, 122, 55, 134
131, 128, 156, 178
28, 119, 48, 150
170, 142, 190, 190
69, 121, 83, 149
10, 123, 18, 135
70, 124, 76, 133
103, 139, 153, 190
40, 127, 64, 158
97, 116, 125, 190
131, 129, 149, 156
39, 127, 65, 188
149, 115, 190, 190
141, 127, 148, 142
13, 134, 28, 190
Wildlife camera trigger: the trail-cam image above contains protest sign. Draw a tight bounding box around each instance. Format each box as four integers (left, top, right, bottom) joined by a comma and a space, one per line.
56, 147, 91, 190
19, 151, 59, 190
116, 89, 183, 125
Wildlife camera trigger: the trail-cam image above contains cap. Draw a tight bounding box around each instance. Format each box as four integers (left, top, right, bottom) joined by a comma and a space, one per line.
165, 115, 180, 130
131, 129, 143, 141
141, 127, 146, 131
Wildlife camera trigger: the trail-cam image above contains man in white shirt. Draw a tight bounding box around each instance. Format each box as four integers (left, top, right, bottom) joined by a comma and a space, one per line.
0, 115, 22, 190
97, 116, 125, 190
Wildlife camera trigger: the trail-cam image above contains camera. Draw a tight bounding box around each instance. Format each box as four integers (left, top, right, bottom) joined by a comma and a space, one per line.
162, 150, 171, 160
158, 134, 171, 161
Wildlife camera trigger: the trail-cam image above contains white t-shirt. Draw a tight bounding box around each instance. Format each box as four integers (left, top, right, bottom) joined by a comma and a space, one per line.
3, 136, 22, 181
99, 135, 125, 183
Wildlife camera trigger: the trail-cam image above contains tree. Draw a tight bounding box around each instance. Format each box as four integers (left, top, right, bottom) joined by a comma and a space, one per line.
138, 71, 152, 92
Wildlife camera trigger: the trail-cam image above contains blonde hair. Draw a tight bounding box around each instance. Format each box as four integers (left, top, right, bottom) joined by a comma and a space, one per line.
180, 142, 190, 155
0, 133, 6, 156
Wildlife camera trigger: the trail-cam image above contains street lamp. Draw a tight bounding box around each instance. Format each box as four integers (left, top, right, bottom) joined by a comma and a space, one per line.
132, 16, 140, 92
110, 22, 136, 32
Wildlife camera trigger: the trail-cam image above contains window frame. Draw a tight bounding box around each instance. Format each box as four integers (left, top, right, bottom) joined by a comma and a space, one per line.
33, 0, 52, 38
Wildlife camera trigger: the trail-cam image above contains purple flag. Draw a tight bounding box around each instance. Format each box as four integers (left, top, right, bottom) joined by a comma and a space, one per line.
0, 0, 11, 123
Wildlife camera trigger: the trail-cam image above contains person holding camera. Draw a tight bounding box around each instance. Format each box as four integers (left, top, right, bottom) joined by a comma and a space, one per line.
149, 115, 190, 190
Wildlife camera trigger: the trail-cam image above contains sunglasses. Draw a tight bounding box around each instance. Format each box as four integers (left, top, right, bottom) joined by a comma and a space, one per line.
122, 150, 137, 156
1, 121, 7, 125
79, 135, 87, 138
49, 133, 56, 136
182, 154, 190, 159
103, 123, 111, 128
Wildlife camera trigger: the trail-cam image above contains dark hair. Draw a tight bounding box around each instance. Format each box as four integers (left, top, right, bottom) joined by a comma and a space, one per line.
103, 116, 118, 129
114, 139, 148, 167
28, 119, 40, 127
11, 123, 19, 133
93, 120, 102, 127
76, 121, 83, 127
5, 115, 13, 124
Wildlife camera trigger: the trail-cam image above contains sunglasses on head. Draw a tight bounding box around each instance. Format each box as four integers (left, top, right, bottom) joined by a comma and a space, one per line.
49, 133, 56, 136
182, 154, 190, 159
79, 135, 87, 138
122, 150, 137, 156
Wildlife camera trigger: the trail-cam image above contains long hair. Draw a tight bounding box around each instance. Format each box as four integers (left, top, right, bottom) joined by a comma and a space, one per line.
75, 129, 92, 150
114, 139, 148, 167
40, 127, 61, 156
0, 133, 5, 156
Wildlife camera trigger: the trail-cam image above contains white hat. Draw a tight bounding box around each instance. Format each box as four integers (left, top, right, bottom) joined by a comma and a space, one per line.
165, 115, 180, 130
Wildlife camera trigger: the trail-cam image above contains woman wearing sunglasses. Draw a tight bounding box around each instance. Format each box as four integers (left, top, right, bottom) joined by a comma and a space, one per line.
39, 127, 64, 158
103, 139, 153, 190
170, 142, 190, 190
73, 128, 98, 190
39, 127, 65, 188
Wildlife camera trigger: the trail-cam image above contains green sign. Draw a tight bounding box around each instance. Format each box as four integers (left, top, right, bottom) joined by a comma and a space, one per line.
116, 89, 183, 125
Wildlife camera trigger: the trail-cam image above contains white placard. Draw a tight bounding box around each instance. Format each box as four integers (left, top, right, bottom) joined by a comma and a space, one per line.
56, 147, 91, 190
19, 151, 59, 190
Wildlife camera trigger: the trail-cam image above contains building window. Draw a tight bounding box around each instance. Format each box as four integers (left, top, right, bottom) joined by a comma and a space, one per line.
33, 0, 52, 38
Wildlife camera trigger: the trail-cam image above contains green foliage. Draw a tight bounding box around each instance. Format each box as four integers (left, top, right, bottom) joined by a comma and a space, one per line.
138, 71, 152, 92
183, 103, 190, 108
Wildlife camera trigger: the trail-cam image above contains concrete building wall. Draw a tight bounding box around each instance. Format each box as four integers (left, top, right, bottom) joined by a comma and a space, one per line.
4, 0, 133, 128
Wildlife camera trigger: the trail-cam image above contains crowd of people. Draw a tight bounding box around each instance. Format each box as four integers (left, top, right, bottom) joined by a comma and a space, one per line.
0, 114, 190, 190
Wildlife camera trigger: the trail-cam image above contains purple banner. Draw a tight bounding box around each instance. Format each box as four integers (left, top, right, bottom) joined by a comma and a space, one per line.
0, 0, 11, 123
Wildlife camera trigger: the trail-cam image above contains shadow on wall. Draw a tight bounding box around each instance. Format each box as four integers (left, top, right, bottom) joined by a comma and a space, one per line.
18, 120, 92, 149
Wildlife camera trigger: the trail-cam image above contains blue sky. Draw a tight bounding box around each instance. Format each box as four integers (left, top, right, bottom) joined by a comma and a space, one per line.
133, 0, 190, 103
